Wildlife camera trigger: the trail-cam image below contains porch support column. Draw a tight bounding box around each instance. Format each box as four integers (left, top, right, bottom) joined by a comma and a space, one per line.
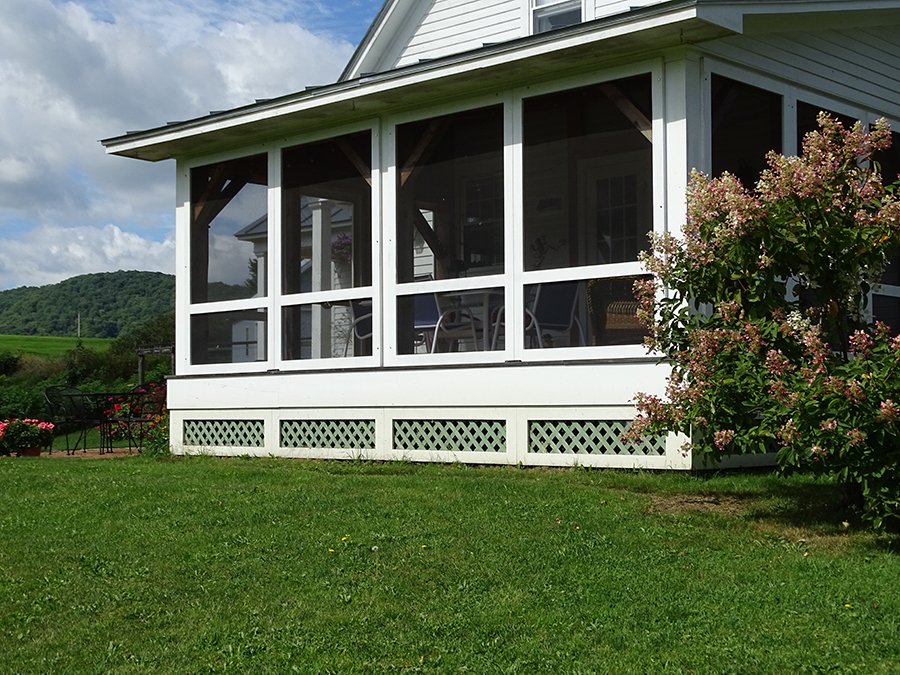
310, 200, 333, 358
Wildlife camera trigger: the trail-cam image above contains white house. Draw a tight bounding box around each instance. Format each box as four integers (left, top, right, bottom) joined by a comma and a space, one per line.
103, 0, 900, 466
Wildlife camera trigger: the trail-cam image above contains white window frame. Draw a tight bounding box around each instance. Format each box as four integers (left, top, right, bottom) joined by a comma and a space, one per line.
529, 0, 590, 35
177, 63, 667, 376
177, 144, 277, 377
275, 122, 382, 373
511, 61, 664, 364
177, 122, 381, 376
383, 92, 512, 368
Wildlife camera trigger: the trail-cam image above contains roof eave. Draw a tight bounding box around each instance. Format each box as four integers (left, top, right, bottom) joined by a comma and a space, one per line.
339, 0, 403, 82
102, 0, 900, 162
103, 1, 722, 161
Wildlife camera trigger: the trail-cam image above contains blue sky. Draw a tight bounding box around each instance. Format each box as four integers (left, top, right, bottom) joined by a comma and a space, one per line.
0, 0, 384, 290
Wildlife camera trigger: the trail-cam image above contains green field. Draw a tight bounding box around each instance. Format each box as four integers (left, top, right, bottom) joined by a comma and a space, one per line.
0, 333, 112, 358
1, 457, 898, 674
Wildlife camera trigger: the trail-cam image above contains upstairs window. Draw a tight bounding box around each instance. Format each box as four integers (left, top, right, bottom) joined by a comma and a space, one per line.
533, 0, 582, 34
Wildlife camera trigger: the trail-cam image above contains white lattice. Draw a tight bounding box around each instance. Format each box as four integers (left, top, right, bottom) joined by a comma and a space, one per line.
393, 419, 506, 453
528, 420, 664, 455
183, 419, 265, 447
280, 419, 375, 449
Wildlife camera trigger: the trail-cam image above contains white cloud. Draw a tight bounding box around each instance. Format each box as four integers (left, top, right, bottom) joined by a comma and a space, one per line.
0, 0, 360, 290
0, 224, 175, 289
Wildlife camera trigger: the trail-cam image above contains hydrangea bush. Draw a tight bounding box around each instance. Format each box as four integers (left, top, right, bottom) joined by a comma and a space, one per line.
627, 114, 900, 529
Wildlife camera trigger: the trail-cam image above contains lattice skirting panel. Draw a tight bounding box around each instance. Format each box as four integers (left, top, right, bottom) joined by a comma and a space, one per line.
393, 419, 506, 453
183, 419, 265, 448
175, 413, 676, 464
528, 420, 665, 455
281, 419, 376, 450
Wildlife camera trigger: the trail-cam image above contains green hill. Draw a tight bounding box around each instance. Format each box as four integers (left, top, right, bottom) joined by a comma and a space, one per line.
0, 271, 174, 339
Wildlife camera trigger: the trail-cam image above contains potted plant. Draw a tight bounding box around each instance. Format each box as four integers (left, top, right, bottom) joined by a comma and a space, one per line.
0, 419, 55, 457
331, 233, 353, 267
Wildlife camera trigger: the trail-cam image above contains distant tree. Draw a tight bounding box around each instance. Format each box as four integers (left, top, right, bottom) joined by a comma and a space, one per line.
245, 258, 259, 293
0, 271, 174, 338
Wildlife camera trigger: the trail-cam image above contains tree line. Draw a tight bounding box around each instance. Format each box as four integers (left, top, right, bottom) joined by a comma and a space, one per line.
0, 271, 174, 339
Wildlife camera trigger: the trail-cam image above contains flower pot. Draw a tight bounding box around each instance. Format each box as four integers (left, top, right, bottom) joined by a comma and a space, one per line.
17, 446, 41, 457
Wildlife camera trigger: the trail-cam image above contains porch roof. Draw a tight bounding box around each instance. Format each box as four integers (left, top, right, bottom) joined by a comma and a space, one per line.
101, 0, 900, 163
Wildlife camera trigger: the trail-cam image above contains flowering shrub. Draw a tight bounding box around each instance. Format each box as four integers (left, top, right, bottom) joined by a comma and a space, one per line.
0, 418, 55, 454
628, 114, 900, 529
142, 411, 171, 458
103, 382, 167, 448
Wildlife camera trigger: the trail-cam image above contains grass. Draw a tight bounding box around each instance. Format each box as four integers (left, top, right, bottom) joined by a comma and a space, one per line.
0, 334, 112, 358
1, 457, 898, 674
49, 427, 135, 453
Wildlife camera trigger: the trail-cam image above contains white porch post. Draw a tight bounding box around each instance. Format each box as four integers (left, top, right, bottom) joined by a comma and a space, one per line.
310, 200, 333, 358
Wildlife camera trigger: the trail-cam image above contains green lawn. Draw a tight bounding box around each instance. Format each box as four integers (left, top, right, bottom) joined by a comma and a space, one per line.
0, 333, 112, 358
49, 426, 135, 453
0, 457, 897, 674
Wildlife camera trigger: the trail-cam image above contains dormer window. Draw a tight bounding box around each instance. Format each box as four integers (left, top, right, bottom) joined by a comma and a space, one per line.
532, 0, 582, 34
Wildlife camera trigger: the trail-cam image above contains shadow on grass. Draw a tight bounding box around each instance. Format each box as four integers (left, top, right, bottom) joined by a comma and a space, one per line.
683, 468, 900, 550
749, 479, 848, 526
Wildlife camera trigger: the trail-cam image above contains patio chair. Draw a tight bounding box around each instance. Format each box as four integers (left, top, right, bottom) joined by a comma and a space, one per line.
343, 299, 373, 357
44, 386, 108, 454
424, 294, 481, 353
403, 274, 482, 353
524, 281, 586, 348
488, 281, 586, 350
103, 383, 167, 452
412, 291, 439, 351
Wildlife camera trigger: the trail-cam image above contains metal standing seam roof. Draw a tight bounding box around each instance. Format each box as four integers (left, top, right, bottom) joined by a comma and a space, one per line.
100, 0, 900, 161
100, 0, 715, 158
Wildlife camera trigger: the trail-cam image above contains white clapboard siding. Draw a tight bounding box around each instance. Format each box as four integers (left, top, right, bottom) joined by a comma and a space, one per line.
393, 0, 523, 68
413, 210, 436, 278
703, 27, 900, 121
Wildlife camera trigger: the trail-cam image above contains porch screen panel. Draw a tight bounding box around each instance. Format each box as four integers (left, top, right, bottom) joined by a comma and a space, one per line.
282, 131, 372, 295
711, 75, 781, 187
397, 287, 505, 354
520, 276, 649, 349
522, 75, 652, 272
191, 309, 268, 365
872, 129, 900, 334
190, 154, 268, 304
796, 101, 857, 146
283, 301, 373, 360
395, 105, 504, 284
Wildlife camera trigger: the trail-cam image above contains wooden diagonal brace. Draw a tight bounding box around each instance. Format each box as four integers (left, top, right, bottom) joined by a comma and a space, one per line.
599, 83, 652, 143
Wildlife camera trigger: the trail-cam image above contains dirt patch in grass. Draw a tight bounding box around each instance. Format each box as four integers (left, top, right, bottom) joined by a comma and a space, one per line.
646, 493, 748, 516
644, 490, 882, 553
42, 446, 139, 459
